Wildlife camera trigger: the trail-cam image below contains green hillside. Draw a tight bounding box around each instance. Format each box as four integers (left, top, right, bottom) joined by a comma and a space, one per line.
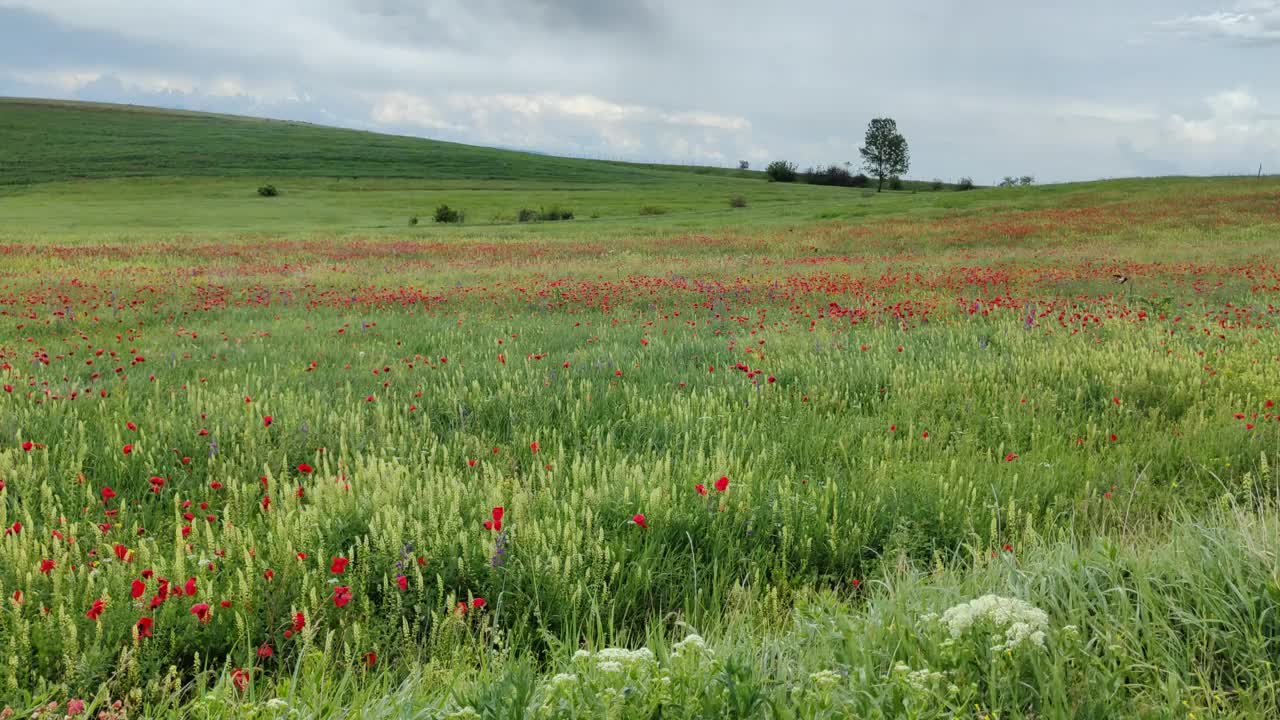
0, 97, 744, 185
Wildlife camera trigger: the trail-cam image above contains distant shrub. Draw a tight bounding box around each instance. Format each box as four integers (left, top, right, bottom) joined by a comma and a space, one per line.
804, 164, 860, 187
1020, 175, 1036, 186
257, 185, 278, 197
738, 160, 750, 170
408, 215, 419, 226
519, 206, 574, 222
851, 173, 870, 188
729, 195, 748, 208
930, 179, 945, 191
765, 161, 798, 183
639, 205, 668, 216
541, 206, 574, 221
434, 204, 464, 223
888, 177, 904, 191
956, 177, 975, 191
999, 176, 1019, 188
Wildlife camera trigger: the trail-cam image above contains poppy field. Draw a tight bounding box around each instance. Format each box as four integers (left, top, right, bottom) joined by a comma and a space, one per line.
2, 173, 1280, 718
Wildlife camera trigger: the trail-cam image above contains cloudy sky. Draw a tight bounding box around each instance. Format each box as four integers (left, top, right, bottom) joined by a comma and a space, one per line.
2, 1, 1278, 182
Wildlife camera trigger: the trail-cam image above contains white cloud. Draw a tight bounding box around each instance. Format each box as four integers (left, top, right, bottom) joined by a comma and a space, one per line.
1156, 1, 1280, 45
371, 92, 461, 131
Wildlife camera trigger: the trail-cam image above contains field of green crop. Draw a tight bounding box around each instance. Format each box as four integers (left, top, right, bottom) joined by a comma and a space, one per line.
1, 101, 1279, 719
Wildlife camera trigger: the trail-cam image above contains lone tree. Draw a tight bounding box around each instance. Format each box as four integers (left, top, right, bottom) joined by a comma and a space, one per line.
860, 118, 910, 192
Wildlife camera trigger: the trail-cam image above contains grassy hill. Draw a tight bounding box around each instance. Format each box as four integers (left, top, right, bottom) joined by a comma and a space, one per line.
0, 97, 741, 186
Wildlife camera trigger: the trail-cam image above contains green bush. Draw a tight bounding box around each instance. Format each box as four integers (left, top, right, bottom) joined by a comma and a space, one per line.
956, 177, 975, 191
765, 161, 798, 183
888, 177, 904, 191
257, 185, 278, 197
408, 215, 419, 226
434, 204, 464, 223
518, 207, 574, 222
930, 179, 945, 191
729, 195, 748, 208
639, 206, 668, 216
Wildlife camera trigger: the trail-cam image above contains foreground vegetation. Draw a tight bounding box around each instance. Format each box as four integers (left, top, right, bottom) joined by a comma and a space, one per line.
1, 101, 1279, 718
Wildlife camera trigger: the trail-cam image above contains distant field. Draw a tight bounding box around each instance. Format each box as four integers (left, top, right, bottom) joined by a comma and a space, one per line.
1, 100, 1280, 719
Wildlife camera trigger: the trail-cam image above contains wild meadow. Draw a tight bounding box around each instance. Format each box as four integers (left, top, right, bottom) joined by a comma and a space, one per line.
2, 112, 1280, 717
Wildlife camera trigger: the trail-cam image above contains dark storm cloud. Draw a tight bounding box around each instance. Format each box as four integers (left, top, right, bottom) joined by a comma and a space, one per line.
1, 0, 1278, 181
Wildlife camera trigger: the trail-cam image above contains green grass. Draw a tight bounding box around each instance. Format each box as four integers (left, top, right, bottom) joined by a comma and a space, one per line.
1, 100, 1280, 718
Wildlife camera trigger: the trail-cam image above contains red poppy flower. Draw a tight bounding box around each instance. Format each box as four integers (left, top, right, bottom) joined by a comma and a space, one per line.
264, 569, 275, 581
122, 444, 133, 455
1109, 434, 1118, 442
39, 559, 55, 575
1002, 544, 1014, 553
333, 586, 353, 608
714, 476, 730, 493
397, 575, 408, 592
4, 522, 20, 536
190, 602, 211, 623
632, 513, 648, 529
86, 598, 106, 621
330, 556, 349, 574
263, 416, 273, 427
291, 612, 306, 633
529, 441, 539, 454
101, 486, 117, 503
365, 652, 378, 668
21, 440, 33, 452
297, 463, 313, 474
184, 577, 197, 596
131, 579, 146, 599
695, 483, 707, 496
220, 599, 232, 609
1004, 452, 1019, 462
231, 668, 250, 693
114, 543, 130, 562
472, 597, 486, 609
257, 644, 273, 658
135, 616, 154, 638
127, 421, 137, 431
483, 506, 504, 531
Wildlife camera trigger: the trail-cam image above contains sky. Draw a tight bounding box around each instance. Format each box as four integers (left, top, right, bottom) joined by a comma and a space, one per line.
1, 0, 1278, 183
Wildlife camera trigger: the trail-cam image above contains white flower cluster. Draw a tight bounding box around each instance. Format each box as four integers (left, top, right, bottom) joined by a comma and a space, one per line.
937, 594, 1049, 652
595, 647, 656, 664
571, 646, 657, 674
892, 663, 945, 691
550, 673, 577, 688
808, 669, 842, 689
672, 634, 710, 658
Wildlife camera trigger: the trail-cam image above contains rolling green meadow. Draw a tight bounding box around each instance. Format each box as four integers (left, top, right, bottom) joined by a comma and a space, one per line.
2, 98, 1280, 718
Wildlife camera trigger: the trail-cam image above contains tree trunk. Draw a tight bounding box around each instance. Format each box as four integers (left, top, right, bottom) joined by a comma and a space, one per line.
877, 174, 884, 192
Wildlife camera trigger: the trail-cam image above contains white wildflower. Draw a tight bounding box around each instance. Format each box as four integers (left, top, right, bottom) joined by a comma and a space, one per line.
550, 673, 577, 688
672, 634, 709, 657
808, 669, 842, 689
597, 660, 624, 673
937, 594, 1049, 652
